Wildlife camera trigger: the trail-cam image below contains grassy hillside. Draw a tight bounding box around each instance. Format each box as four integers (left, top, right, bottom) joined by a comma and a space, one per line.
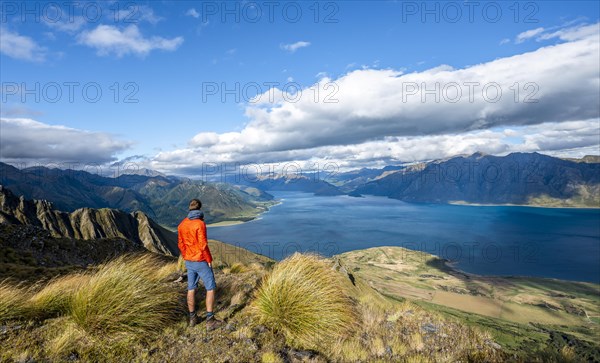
1, 252, 506, 362
338, 246, 600, 361
1, 242, 595, 361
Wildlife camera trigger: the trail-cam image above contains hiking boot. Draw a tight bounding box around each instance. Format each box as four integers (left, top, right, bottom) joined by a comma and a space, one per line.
188, 314, 198, 328
206, 316, 224, 331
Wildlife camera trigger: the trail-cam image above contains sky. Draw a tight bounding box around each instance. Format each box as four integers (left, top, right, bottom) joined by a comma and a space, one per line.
1, 0, 599, 176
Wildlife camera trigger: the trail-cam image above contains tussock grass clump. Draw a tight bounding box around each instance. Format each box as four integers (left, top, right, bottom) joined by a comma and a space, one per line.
0, 280, 31, 322
69, 254, 180, 339
28, 274, 90, 319
252, 253, 356, 350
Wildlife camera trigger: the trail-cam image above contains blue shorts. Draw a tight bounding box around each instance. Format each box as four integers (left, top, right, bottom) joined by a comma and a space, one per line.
185, 260, 216, 291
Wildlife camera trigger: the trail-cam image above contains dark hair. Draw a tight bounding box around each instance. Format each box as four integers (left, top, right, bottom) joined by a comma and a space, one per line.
189, 199, 202, 210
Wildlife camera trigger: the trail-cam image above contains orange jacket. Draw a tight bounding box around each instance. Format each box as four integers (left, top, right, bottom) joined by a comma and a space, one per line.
177, 218, 213, 263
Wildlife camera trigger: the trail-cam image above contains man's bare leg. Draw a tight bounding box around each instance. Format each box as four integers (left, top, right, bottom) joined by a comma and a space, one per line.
206, 289, 215, 313
187, 289, 196, 313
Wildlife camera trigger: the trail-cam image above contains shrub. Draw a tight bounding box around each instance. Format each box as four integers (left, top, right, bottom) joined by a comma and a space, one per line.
252, 253, 356, 350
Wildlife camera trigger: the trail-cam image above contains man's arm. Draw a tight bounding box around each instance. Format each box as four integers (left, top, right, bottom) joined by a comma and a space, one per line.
177, 225, 185, 256
197, 221, 213, 266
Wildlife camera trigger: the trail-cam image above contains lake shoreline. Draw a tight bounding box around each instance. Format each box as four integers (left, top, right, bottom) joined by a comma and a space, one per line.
207, 199, 283, 228
448, 200, 600, 209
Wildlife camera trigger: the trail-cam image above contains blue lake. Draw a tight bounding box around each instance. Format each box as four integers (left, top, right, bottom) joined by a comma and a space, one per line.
208, 191, 600, 283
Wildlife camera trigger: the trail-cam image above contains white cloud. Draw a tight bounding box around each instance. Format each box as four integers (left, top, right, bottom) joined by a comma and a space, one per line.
150, 22, 600, 173
0, 27, 46, 62
77, 25, 183, 57
515, 27, 545, 44
514, 22, 599, 44
186, 8, 200, 18
280, 41, 311, 53
44, 15, 87, 33
151, 119, 599, 173
0, 118, 133, 164
538, 23, 600, 42
499, 38, 510, 45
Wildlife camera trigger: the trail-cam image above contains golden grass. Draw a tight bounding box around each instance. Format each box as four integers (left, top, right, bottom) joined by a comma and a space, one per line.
331, 337, 370, 361
45, 319, 89, 358
0, 280, 31, 322
28, 274, 90, 319
69, 254, 180, 339
155, 261, 179, 281
229, 262, 248, 274
252, 253, 357, 350
261, 351, 283, 363
177, 255, 186, 272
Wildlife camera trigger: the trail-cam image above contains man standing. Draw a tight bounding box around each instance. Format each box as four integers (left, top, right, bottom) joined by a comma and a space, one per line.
177, 198, 222, 330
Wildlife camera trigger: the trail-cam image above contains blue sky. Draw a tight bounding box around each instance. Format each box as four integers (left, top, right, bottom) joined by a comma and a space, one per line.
1, 1, 599, 174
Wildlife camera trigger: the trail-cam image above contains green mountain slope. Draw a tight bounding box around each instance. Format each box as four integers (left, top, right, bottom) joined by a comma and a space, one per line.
0, 163, 275, 227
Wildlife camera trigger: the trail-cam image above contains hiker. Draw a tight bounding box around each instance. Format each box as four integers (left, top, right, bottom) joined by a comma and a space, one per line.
177, 198, 223, 330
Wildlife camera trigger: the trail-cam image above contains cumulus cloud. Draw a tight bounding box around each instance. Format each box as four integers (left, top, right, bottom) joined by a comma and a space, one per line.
76, 25, 183, 57
280, 41, 311, 53
514, 120, 600, 152
0, 27, 46, 62
150, 22, 599, 174
151, 119, 599, 174
0, 118, 132, 164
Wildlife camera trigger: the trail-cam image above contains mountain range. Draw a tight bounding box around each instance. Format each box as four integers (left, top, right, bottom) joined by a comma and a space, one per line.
1, 152, 598, 227
215, 152, 600, 208
354, 152, 600, 207
0, 162, 275, 228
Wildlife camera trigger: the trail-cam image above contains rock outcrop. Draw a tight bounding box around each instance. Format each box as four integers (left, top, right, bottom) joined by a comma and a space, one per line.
0, 185, 178, 256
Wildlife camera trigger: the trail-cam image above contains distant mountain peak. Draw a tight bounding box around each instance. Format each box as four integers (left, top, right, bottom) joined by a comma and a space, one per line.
469, 151, 488, 158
